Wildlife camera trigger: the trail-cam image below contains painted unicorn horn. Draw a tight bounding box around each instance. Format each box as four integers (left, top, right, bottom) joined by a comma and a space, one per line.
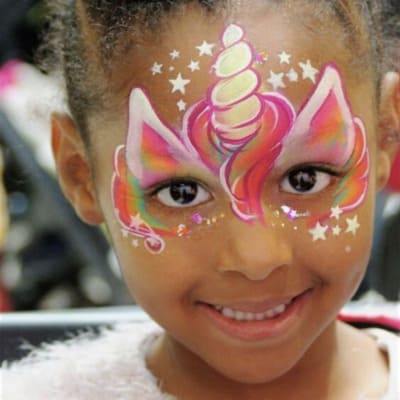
209, 24, 295, 221
209, 24, 265, 151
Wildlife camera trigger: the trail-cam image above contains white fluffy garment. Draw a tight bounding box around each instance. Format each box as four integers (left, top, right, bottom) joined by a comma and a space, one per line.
1, 323, 398, 400
1, 322, 175, 400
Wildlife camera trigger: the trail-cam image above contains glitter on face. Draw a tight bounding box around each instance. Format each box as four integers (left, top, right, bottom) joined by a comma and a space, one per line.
191, 213, 204, 224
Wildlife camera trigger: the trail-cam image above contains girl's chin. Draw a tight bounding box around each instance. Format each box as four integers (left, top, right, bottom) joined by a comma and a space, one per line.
193, 343, 306, 387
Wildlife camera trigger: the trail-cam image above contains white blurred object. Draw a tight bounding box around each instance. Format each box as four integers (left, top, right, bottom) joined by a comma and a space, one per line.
383, 193, 400, 219
0, 60, 66, 173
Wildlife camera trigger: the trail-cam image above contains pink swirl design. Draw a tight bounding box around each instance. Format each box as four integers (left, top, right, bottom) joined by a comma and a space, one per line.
184, 24, 295, 221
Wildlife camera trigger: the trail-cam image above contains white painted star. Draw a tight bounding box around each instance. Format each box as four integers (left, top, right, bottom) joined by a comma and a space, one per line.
121, 229, 129, 238
332, 225, 342, 236
132, 239, 139, 248
147, 237, 161, 247
299, 60, 319, 83
169, 73, 191, 95
346, 216, 360, 236
130, 214, 144, 228
330, 206, 344, 220
196, 41, 215, 56
309, 222, 329, 241
267, 71, 286, 90
188, 60, 200, 72
177, 99, 187, 111
170, 49, 180, 60
278, 51, 291, 64
286, 68, 299, 82
150, 62, 163, 75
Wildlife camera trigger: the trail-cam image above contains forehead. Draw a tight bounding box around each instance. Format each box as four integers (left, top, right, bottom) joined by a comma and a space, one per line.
91, 2, 376, 142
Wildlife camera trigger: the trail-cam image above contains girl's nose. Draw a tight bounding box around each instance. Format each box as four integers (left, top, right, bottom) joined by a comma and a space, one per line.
217, 216, 293, 281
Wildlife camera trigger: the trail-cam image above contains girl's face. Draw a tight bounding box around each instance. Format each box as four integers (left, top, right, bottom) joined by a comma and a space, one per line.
69, 4, 393, 384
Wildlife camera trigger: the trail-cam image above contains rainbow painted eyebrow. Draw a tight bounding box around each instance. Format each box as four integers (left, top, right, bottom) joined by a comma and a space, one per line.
112, 24, 369, 253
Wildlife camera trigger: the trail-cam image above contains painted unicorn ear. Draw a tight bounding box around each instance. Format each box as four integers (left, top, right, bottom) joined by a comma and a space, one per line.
278, 64, 369, 219
126, 88, 198, 187
278, 64, 355, 167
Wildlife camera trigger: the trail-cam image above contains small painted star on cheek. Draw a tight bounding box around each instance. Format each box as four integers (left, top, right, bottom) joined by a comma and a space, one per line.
188, 60, 200, 72
267, 71, 286, 90
121, 229, 129, 238
129, 214, 144, 228
132, 239, 139, 248
151, 62, 163, 75
332, 225, 342, 236
177, 99, 187, 111
299, 60, 319, 83
169, 73, 191, 95
286, 68, 299, 82
196, 41, 216, 56
278, 51, 291, 64
330, 206, 344, 220
309, 222, 329, 241
170, 50, 180, 60
346, 216, 360, 236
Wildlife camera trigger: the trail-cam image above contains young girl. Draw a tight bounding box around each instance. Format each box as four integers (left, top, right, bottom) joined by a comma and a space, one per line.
2, 1, 400, 399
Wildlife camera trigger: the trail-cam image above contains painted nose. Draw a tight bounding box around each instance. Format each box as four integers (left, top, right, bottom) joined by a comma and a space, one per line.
217, 217, 293, 281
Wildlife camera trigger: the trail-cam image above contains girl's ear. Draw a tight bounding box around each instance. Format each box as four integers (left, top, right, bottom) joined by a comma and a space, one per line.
51, 113, 104, 225
377, 71, 400, 190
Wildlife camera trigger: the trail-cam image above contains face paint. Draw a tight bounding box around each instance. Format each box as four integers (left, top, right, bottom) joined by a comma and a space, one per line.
280, 205, 310, 221
277, 64, 369, 243
112, 24, 370, 253
112, 145, 169, 254
198, 24, 296, 221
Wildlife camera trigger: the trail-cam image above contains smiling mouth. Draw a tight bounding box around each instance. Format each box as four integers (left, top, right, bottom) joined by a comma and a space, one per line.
199, 290, 312, 341
202, 289, 311, 323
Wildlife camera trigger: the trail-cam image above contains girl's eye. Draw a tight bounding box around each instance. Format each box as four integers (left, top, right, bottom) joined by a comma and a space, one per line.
281, 167, 333, 194
155, 181, 211, 208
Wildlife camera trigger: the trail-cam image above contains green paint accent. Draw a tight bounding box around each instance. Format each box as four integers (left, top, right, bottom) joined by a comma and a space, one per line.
128, 175, 167, 230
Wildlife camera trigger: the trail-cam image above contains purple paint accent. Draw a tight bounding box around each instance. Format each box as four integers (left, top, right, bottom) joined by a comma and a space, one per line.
191, 213, 203, 224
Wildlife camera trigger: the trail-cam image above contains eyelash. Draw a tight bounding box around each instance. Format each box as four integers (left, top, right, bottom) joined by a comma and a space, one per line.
147, 178, 212, 210
280, 163, 344, 194
148, 177, 205, 194
285, 163, 343, 178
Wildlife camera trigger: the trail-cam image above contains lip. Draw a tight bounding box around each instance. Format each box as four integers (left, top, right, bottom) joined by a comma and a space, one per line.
198, 289, 312, 342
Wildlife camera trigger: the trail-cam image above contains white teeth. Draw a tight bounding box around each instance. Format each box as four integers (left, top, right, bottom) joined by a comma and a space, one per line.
213, 300, 292, 322
222, 307, 235, 318
274, 304, 286, 314
255, 313, 265, 321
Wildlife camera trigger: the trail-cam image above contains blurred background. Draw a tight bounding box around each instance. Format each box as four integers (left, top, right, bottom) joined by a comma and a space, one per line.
0, 0, 132, 311
0, 0, 398, 313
